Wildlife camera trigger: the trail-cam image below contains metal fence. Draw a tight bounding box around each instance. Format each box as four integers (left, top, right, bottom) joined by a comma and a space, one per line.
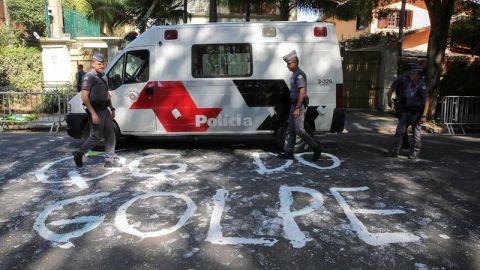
0, 91, 74, 133
440, 96, 480, 135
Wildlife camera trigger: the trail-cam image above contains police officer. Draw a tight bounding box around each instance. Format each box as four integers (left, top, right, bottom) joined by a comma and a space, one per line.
389, 68, 430, 160
387, 63, 420, 150
75, 64, 86, 92
277, 50, 322, 160
72, 52, 121, 168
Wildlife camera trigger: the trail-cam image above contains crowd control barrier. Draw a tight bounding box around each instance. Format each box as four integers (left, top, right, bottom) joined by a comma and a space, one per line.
440, 96, 480, 135
0, 91, 65, 132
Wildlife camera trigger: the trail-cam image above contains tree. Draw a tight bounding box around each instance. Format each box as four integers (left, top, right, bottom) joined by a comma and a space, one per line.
450, 0, 480, 56
424, 0, 456, 116
6, 0, 46, 35
209, 0, 217, 22
84, 0, 130, 34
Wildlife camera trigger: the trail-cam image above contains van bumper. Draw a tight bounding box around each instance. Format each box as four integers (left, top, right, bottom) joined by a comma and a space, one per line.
66, 113, 87, 139
330, 108, 345, 133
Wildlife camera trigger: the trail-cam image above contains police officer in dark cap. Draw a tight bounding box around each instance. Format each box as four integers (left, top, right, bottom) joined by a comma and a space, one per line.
277, 50, 322, 160
387, 62, 420, 150
389, 67, 430, 160
72, 52, 122, 168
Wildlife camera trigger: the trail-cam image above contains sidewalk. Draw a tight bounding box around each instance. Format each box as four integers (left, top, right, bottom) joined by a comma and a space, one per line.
343, 108, 445, 134
343, 108, 398, 134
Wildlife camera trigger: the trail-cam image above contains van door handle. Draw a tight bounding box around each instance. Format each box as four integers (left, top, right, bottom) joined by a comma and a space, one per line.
145, 86, 154, 97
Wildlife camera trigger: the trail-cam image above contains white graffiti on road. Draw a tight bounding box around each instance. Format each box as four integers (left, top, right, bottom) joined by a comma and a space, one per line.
35, 155, 126, 189
115, 192, 197, 239
278, 186, 325, 248
330, 187, 421, 246
205, 189, 278, 246
128, 153, 187, 180
32, 151, 421, 249
252, 152, 341, 175
33, 192, 110, 249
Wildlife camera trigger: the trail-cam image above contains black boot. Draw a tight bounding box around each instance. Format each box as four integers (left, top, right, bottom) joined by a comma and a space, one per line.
311, 145, 323, 161
72, 151, 84, 167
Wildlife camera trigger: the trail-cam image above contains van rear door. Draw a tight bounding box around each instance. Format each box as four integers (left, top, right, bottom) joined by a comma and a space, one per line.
107, 48, 156, 133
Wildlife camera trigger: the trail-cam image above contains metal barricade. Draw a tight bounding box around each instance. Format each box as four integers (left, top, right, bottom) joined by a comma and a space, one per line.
0, 91, 63, 132
441, 96, 480, 135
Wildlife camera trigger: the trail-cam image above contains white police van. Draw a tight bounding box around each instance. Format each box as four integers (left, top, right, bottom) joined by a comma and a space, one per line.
66, 22, 345, 150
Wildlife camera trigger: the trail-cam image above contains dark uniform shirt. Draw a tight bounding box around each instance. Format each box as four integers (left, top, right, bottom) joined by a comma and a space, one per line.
405, 80, 428, 113
390, 73, 410, 105
82, 70, 109, 110
289, 68, 307, 103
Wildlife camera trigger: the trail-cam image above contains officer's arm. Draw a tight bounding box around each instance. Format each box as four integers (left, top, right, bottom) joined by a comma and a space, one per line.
81, 90, 96, 115
296, 88, 306, 110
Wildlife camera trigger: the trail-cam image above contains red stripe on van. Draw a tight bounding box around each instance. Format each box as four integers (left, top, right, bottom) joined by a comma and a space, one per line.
130, 81, 222, 132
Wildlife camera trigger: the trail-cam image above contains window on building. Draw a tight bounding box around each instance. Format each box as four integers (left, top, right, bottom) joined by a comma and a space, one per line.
192, 44, 252, 78
377, 10, 413, 29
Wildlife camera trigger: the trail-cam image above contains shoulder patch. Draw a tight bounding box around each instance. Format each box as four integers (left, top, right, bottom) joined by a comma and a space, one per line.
298, 74, 303, 79
83, 75, 90, 81
422, 85, 427, 90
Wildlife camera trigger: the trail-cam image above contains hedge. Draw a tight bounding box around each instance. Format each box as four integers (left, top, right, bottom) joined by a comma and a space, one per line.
0, 46, 43, 92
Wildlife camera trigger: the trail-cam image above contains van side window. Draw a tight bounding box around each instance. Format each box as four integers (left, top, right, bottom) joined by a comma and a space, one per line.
107, 54, 125, 90
192, 44, 252, 78
124, 50, 149, 84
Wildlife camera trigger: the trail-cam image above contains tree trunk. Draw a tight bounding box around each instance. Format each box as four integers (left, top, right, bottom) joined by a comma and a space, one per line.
209, 0, 217, 22
280, 0, 290, 21
183, 0, 188, 24
424, 0, 456, 117
245, 0, 251, 22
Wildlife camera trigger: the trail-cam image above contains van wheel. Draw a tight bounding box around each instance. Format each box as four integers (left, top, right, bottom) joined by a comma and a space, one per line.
275, 122, 314, 153
113, 122, 122, 147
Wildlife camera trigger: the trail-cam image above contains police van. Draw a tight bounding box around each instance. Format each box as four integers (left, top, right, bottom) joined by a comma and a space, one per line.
66, 21, 345, 150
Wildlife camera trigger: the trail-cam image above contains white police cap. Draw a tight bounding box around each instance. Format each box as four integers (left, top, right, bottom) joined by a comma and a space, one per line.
282, 50, 298, 62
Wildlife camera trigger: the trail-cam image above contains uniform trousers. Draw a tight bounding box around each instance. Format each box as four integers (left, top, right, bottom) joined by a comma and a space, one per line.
392, 111, 422, 154
285, 104, 319, 153
78, 108, 115, 157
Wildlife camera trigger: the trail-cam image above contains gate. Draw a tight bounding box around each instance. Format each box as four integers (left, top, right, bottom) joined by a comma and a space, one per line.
342, 51, 382, 108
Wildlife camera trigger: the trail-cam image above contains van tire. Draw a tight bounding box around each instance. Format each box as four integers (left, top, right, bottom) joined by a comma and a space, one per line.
275, 121, 314, 153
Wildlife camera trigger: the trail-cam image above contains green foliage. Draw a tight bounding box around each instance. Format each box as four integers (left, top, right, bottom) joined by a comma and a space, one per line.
62, 0, 90, 15
0, 24, 27, 47
449, 17, 480, 56
39, 87, 73, 113
0, 47, 43, 92
341, 32, 397, 50
7, 0, 46, 36
299, 0, 382, 22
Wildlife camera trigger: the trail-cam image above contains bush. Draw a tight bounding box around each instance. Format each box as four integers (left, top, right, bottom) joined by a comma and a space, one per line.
341, 32, 398, 50
0, 47, 43, 92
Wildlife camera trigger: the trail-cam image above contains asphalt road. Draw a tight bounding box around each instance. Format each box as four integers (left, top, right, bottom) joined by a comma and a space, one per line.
0, 114, 479, 270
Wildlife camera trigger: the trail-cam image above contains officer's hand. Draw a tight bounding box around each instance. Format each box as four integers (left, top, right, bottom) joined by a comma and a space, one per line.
91, 113, 100, 125
420, 115, 427, 124
293, 108, 300, 118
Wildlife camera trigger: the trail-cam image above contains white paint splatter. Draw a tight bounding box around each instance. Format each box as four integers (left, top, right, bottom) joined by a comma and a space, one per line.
415, 262, 430, 270
330, 187, 420, 246
439, 234, 450, 239
33, 192, 110, 248
278, 185, 324, 248
115, 192, 196, 238
251, 152, 293, 175
206, 189, 277, 246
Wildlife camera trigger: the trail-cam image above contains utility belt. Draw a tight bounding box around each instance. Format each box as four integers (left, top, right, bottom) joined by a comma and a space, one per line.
290, 96, 309, 108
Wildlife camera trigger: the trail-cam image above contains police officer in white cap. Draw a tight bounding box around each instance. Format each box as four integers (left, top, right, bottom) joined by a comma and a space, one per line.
278, 50, 322, 160
72, 52, 121, 168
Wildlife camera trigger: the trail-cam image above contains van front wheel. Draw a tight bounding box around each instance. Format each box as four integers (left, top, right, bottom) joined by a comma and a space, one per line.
275, 122, 314, 153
